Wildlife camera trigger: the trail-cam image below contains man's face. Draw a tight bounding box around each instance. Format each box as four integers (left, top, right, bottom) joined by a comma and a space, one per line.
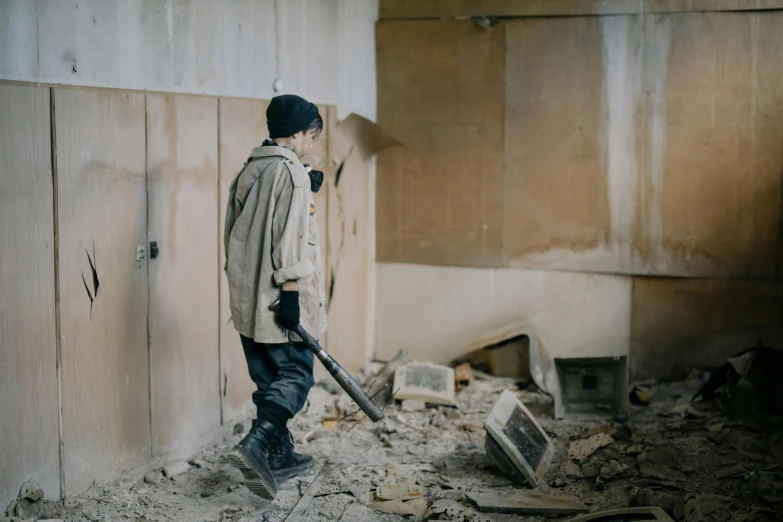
292, 129, 319, 158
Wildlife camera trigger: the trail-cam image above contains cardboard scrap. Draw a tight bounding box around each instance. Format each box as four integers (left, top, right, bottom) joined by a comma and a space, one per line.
375, 481, 425, 501
465, 490, 588, 515
368, 498, 427, 518
568, 433, 613, 462
332, 113, 401, 163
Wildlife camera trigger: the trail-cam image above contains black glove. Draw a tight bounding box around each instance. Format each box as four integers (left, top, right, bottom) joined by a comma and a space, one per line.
277, 290, 300, 330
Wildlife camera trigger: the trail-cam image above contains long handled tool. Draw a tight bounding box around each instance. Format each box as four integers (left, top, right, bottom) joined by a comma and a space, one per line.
270, 300, 384, 422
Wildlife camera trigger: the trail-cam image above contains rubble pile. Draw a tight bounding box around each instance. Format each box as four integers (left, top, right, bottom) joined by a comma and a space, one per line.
5, 360, 783, 522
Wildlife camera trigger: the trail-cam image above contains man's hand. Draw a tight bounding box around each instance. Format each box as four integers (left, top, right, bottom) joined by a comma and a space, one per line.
277, 289, 300, 330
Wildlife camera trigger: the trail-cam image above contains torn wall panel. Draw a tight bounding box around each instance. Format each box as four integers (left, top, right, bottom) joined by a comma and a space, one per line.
376, 20, 505, 267
0, 84, 60, 507
630, 277, 783, 381
146, 92, 220, 455
217, 97, 269, 421
326, 147, 370, 373
56, 87, 150, 496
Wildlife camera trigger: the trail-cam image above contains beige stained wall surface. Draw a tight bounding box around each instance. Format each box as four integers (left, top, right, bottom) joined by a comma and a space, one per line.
377, 12, 783, 278
376, 21, 505, 267
217, 97, 270, 421
0, 84, 61, 508
55, 87, 151, 495
146, 92, 221, 455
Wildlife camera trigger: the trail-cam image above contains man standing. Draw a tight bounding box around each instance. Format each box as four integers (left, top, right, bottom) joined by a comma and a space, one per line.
223, 94, 327, 500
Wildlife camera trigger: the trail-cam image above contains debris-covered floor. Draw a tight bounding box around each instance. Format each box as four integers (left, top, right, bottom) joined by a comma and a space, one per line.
7, 365, 783, 522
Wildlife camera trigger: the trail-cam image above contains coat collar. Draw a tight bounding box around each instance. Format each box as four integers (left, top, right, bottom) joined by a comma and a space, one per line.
248, 143, 301, 164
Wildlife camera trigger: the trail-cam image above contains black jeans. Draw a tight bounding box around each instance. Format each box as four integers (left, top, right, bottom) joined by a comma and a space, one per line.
240, 335, 315, 418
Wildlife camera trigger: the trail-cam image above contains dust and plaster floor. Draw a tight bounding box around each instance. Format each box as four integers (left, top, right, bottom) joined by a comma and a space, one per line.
7, 370, 783, 522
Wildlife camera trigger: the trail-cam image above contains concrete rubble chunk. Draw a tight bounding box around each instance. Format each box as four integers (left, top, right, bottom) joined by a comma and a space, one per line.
564, 460, 582, 478
465, 490, 588, 515
568, 433, 613, 462
20, 482, 43, 502
599, 459, 627, 480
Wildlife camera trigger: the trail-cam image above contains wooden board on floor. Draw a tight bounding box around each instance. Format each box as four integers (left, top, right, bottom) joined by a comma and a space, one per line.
503, 17, 637, 273
146, 92, 220, 455
376, 20, 505, 267
630, 277, 783, 381
643, 11, 783, 278
55, 87, 150, 496
218, 97, 269, 421
0, 84, 60, 506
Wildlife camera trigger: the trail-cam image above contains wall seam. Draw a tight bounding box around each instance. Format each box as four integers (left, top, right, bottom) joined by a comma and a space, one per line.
50, 86, 65, 501
145, 90, 154, 457
217, 97, 224, 426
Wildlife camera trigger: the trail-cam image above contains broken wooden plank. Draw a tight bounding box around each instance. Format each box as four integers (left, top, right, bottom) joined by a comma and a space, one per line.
465, 490, 588, 515
283, 463, 331, 522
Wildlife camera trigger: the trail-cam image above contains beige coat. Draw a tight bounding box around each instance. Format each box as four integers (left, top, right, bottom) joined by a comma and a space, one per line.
224, 144, 327, 343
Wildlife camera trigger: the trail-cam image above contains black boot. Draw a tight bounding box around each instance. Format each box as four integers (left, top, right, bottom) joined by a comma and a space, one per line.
226, 418, 278, 499
267, 426, 315, 481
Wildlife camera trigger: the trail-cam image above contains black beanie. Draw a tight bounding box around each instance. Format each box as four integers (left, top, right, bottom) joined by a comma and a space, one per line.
266, 94, 320, 139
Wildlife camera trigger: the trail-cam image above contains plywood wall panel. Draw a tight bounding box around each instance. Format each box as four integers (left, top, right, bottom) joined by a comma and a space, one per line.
146, 93, 220, 454
0, 84, 60, 507
55, 87, 150, 495
630, 277, 783, 380
376, 21, 505, 267
218, 97, 269, 421
503, 17, 642, 273
326, 148, 371, 372
648, 11, 783, 277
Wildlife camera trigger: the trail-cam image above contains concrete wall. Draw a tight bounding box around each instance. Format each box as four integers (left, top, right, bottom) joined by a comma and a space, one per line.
0, 0, 377, 118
